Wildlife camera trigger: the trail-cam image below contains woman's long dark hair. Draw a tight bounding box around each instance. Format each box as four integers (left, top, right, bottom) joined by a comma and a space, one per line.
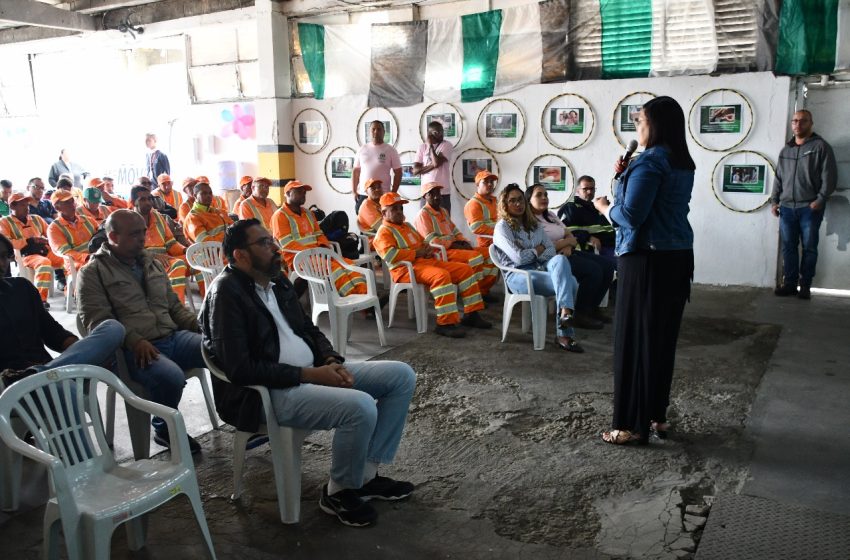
642, 96, 695, 171
524, 184, 557, 223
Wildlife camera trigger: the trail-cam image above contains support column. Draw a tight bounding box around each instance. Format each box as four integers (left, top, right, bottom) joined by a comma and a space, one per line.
255, 0, 294, 205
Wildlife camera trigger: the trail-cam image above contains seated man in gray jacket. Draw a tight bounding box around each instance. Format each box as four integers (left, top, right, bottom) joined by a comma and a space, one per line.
78, 209, 205, 453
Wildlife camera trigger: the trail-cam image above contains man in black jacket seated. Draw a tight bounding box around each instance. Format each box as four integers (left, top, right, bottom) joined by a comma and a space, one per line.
557, 175, 616, 265
201, 219, 416, 528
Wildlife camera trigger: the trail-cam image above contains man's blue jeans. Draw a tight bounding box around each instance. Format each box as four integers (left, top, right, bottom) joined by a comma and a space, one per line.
123, 330, 205, 434
779, 206, 825, 288
35, 319, 125, 372
505, 254, 577, 337
270, 360, 416, 489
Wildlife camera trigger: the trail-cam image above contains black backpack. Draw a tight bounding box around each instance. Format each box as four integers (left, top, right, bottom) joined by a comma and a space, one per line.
320, 210, 360, 259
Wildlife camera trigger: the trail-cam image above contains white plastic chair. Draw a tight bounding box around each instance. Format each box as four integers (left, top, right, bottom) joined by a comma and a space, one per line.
293, 248, 386, 358
64, 256, 80, 314
202, 346, 312, 524
0, 413, 27, 511
489, 244, 555, 351
0, 365, 217, 560
186, 241, 226, 287
386, 259, 429, 334
358, 231, 390, 290
13, 248, 56, 296
76, 316, 219, 460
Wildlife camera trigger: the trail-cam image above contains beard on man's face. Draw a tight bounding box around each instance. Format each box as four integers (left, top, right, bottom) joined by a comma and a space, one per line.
250, 251, 281, 277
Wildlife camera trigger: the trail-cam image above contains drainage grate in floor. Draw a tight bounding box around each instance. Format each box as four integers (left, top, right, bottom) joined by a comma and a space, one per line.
696, 494, 850, 560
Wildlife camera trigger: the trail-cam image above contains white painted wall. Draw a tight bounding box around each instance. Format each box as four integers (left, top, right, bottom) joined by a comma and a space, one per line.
292, 72, 792, 288
804, 85, 850, 290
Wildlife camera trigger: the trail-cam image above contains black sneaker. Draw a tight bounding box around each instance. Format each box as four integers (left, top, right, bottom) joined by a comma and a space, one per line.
798, 286, 811, 300
460, 311, 492, 329
356, 475, 414, 502
154, 429, 202, 454
319, 484, 378, 527
0, 367, 38, 393
434, 324, 466, 338
774, 284, 797, 297
42, 300, 51, 310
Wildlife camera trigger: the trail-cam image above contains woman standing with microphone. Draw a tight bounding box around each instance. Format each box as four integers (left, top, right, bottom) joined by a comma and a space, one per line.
593, 96, 695, 445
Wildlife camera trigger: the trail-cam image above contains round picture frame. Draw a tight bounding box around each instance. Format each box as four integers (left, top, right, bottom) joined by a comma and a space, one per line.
524, 154, 576, 210
397, 150, 424, 201
612, 91, 657, 150
324, 146, 357, 194
451, 147, 501, 201
688, 88, 755, 152
476, 98, 526, 154
419, 102, 465, 147
292, 108, 331, 155
710, 150, 775, 213
541, 93, 596, 151
356, 107, 400, 148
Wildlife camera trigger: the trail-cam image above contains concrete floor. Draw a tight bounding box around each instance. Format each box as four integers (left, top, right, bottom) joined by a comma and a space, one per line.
1, 284, 848, 559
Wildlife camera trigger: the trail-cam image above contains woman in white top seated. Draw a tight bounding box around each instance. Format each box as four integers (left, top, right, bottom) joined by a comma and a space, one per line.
491, 183, 583, 353
525, 183, 615, 329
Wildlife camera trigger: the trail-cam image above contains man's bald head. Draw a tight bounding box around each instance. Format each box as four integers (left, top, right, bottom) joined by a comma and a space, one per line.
105, 210, 147, 260
105, 209, 143, 234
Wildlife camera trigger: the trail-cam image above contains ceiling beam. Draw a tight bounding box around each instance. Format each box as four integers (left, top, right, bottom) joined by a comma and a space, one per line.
0, 0, 97, 32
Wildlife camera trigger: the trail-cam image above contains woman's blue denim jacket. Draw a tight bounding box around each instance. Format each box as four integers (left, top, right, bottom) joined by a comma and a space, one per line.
609, 145, 694, 256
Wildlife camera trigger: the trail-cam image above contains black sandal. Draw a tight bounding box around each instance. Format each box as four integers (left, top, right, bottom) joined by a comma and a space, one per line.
556, 336, 584, 353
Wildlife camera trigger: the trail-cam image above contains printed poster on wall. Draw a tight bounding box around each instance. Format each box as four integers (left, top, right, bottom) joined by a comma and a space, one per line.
401, 164, 421, 186
549, 108, 584, 134
427, 113, 457, 137
485, 113, 517, 138
364, 121, 392, 143
298, 121, 324, 145
723, 165, 765, 194
535, 166, 567, 191
331, 157, 354, 179
700, 105, 742, 133
462, 158, 493, 183
619, 105, 643, 132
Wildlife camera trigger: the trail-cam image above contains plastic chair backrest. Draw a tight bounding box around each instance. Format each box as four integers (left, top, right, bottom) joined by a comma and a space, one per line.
293, 248, 342, 304
186, 242, 225, 285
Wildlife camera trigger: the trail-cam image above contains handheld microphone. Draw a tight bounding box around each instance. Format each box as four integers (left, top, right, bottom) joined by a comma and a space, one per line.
615, 140, 639, 179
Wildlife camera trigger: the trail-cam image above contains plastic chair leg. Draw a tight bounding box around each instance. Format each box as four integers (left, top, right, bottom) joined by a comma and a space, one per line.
125, 402, 151, 461
43, 506, 63, 560
412, 285, 428, 334
185, 482, 218, 559
373, 303, 387, 346
197, 371, 220, 430
231, 431, 252, 500
531, 297, 548, 351
105, 387, 116, 447
0, 439, 21, 511
521, 301, 532, 333
406, 289, 415, 319
500, 299, 514, 343
387, 285, 402, 328
268, 427, 309, 524
124, 515, 148, 552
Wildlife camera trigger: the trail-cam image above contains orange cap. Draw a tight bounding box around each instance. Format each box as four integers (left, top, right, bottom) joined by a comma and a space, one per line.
283, 180, 311, 193
474, 170, 498, 184
87, 177, 104, 189
379, 192, 408, 209
50, 190, 75, 204
364, 178, 383, 190
8, 192, 34, 206
182, 177, 198, 188
157, 173, 172, 184
239, 175, 253, 187
421, 181, 443, 197
253, 176, 272, 186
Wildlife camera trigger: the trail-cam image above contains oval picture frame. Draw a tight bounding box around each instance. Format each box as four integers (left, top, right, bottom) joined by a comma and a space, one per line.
451, 147, 501, 201
541, 93, 595, 151
324, 146, 357, 194
476, 98, 526, 154
710, 150, 775, 213
397, 150, 424, 201
524, 154, 576, 210
293, 108, 331, 155
419, 102, 465, 147
356, 107, 400, 148
688, 88, 755, 152
612, 91, 657, 150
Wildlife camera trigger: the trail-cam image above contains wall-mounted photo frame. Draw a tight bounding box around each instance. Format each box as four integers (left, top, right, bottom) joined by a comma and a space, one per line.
292, 108, 331, 155
476, 98, 526, 154
419, 102, 465, 147
451, 147, 501, 201
612, 91, 656, 150
397, 150, 423, 201
541, 93, 596, 150
356, 107, 400, 148
524, 154, 576, 209
324, 146, 357, 194
710, 150, 775, 213
689, 89, 754, 152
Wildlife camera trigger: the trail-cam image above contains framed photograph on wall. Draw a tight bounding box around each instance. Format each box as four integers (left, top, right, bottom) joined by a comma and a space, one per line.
549, 108, 584, 134
330, 157, 354, 179
356, 107, 400, 148
401, 163, 420, 186
701, 105, 742, 134
619, 105, 643, 132
612, 92, 656, 150
292, 108, 331, 155
485, 113, 517, 138
711, 150, 775, 213
452, 148, 501, 200
723, 164, 765, 194
299, 121, 325, 145
462, 158, 493, 183
534, 166, 567, 191
324, 146, 357, 194
427, 113, 457, 138
541, 93, 595, 150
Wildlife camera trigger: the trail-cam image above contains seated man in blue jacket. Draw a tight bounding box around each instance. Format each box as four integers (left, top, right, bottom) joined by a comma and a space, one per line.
201, 219, 416, 528
557, 175, 616, 265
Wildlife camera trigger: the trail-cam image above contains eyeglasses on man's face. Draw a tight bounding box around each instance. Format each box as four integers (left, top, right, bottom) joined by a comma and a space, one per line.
247, 236, 279, 249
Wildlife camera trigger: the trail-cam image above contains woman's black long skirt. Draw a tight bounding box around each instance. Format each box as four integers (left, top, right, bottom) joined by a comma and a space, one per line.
612, 248, 694, 442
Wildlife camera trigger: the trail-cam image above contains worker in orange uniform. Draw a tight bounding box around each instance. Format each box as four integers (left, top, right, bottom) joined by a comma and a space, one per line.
191, 175, 228, 213
184, 180, 234, 243
130, 185, 193, 303
78, 184, 114, 225
463, 170, 499, 248
1, 193, 63, 307
232, 175, 253, 213
238, 176, 278, 229
47, 190, 98, 283
100, 176, 131, 209
177, 177, 198, 222
271, 180, 368, 296
414, 182, 498, 299
152, 173, 183, 211
357, 179, 384, 236
373, 192, 491, 338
